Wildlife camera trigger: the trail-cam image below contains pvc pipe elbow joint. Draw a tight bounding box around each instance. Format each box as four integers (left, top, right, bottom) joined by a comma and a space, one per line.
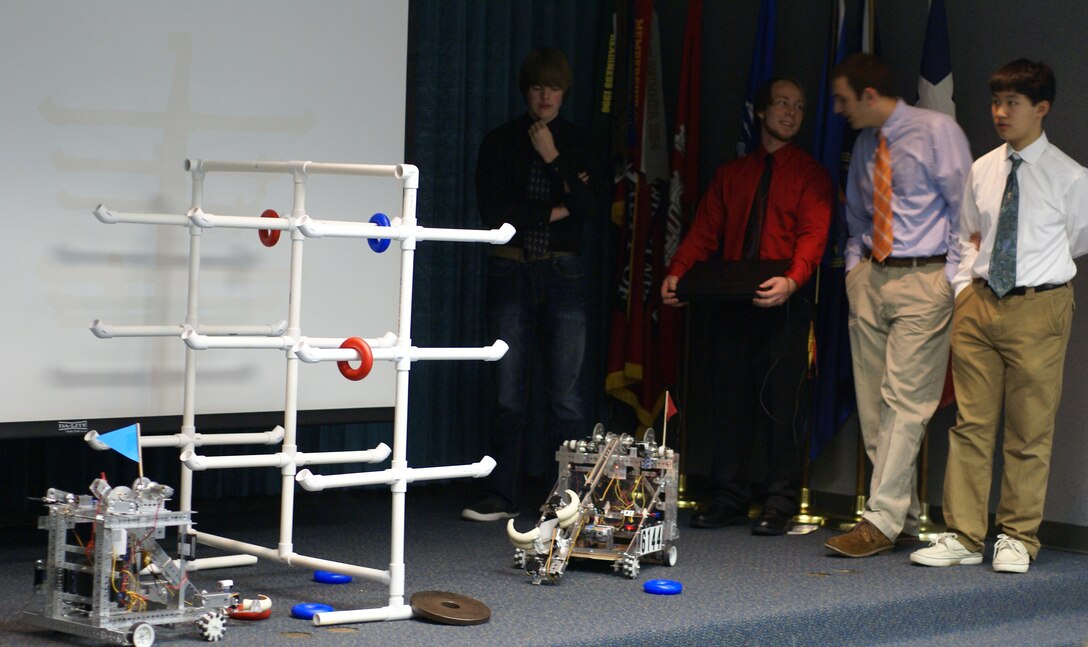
84, 430, 109, 451
181, 326, 208, 349
295, 469, 321, 491
187, 207, 214, 228
180, 449, 207, 471
487, 340, 509, 361
395, 164, 419, 189
89, 320, 112, 338
93, 205, 118, 224
295, 214, 323, 237
494, 223, 516, 244
476, 455, 496, 477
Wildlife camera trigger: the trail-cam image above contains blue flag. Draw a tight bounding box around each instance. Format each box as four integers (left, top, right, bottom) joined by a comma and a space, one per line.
808, 0, 862, 460
917, 0, 954, 118
736, 0, 776, 157
98, 423, 140, 463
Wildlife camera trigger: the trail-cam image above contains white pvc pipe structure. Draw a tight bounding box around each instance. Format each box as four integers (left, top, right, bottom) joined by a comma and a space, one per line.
90, 321, 290, 339
193, 529, 390, 583
293, 340, 509, 364
86, 427, 284, 449
295, 213, 515, 245
184, 555, 259, 571
93, 204, 188, 227
180, 443, 391, 471
296, 456, 496, 491
87, 158, 507, 628
184, 159, 417, 186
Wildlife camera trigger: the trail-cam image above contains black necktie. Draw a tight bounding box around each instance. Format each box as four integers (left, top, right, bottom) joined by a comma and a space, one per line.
743, 154, 774, 260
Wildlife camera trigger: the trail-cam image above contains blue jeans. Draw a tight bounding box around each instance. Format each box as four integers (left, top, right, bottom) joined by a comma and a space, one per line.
483, 254, 587, 505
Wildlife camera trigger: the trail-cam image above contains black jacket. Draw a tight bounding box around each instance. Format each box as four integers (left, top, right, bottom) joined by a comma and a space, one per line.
475, 113, 608, 253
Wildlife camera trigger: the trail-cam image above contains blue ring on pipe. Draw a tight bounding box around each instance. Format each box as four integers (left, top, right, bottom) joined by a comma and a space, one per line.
291, 602, 335, 619
368, 212, 391, 252
313, 570, 352, 584
643, 579, 683, 595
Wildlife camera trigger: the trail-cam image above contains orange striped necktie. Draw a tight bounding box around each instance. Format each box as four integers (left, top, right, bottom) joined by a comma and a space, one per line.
871, 131, 893, 261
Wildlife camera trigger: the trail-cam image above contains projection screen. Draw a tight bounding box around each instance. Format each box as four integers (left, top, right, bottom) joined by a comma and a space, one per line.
1, 1, 409, 437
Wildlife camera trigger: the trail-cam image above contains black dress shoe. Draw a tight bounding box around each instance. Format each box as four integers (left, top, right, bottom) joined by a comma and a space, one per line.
690, 501, 749, 529
751, 507, 792, 536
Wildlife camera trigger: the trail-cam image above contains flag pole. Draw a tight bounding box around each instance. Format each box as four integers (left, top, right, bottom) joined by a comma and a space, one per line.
792, 265, 827, 532
136, 422, 144, 482
661, 391, 670, 449
676, 313, 697, 510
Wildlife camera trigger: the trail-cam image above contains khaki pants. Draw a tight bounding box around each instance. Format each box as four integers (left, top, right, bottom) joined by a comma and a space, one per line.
942, 280, 1073, 558
846, 259, 953, 540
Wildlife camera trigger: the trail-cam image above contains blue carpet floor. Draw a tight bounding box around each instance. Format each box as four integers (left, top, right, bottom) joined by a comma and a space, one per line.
1, 487, 1086, 646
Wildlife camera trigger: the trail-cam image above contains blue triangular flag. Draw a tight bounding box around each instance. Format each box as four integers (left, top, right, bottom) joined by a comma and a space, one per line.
98, 424, 140, 462
736, 0, 776, 157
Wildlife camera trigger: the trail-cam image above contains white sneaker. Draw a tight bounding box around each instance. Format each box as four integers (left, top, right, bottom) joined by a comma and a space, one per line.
910, 532, 983, 567
992, 534, 1030, 573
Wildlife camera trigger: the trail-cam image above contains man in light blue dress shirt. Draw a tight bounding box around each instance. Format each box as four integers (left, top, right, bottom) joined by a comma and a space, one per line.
823, 53, 972, 558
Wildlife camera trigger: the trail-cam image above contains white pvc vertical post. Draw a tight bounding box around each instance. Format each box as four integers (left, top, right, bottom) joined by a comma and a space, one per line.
388, 166, 419, 610
278, 169, 307, 557
179, 170, 205, 522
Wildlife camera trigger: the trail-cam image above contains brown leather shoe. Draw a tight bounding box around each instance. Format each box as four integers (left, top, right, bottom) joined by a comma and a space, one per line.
825, 519, 894, 557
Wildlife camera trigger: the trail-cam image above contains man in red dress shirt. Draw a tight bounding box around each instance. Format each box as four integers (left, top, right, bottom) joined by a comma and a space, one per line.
661, 76, 833, 535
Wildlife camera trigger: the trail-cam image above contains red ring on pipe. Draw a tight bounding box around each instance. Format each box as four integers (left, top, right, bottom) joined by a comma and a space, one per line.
337, 337, 374, 381
259, 209, 281, 247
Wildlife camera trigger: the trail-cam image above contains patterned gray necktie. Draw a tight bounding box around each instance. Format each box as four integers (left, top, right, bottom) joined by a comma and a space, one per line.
988, 153, 1022, 297
523, 157, 551, 259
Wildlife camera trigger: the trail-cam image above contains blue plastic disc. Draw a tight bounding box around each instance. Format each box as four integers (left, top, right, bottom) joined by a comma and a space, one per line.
291, 602, 334, 619
368, 212, 391, 252
643, 579, 683, 595
313, 570, 352, 584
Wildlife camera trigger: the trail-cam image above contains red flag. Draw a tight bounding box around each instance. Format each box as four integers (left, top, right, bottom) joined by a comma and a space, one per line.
665, 391, 679, 420
604, 0, 698, 429
604, 0, 669, 428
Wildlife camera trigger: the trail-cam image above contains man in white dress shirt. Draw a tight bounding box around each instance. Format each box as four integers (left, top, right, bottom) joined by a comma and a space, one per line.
911, 59, 1088, 573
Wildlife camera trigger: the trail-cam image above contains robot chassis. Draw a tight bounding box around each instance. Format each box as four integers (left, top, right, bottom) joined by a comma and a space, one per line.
507, 425, 679, 584
22, 477, 233, 646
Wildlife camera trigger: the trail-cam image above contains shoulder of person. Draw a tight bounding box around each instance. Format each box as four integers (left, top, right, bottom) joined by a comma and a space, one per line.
550, 116, 591, 143
915, 105, 966, 137
975, 143, 1007, 165
787, 144, 829, 171
480, 116, 533, 154
717, 151, 759, 173
1041, 139, 1086, 175
490, 114, 533, 136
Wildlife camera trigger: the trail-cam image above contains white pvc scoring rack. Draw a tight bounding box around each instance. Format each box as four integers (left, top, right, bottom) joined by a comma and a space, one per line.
85, 159, 514, 626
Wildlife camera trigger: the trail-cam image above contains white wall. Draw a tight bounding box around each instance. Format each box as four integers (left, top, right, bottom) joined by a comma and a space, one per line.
1, 1, 408, 430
